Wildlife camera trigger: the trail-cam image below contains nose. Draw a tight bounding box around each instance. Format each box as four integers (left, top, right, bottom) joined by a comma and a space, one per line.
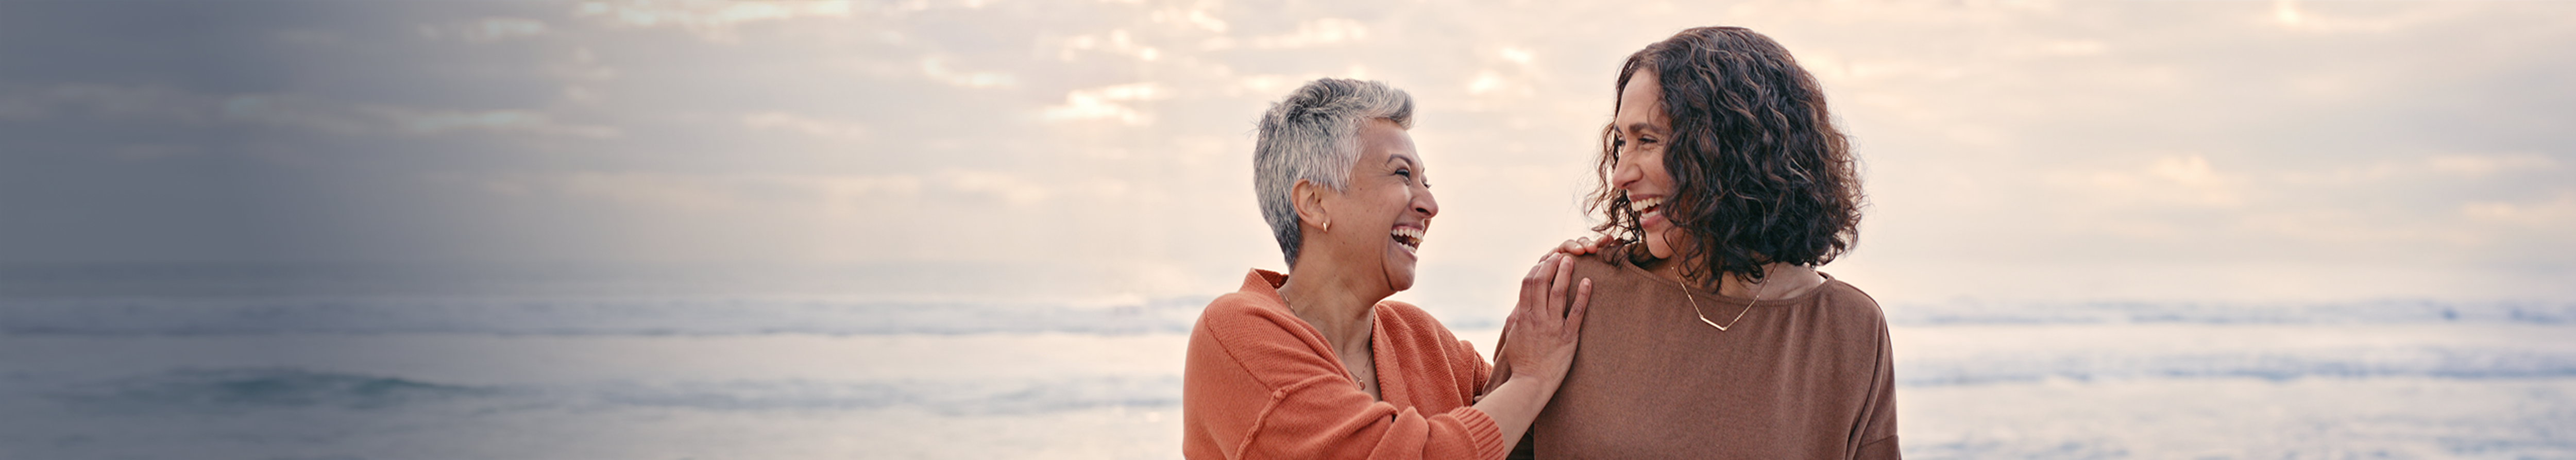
1414, 186, 1439, 218
1609, 150, 1641, 193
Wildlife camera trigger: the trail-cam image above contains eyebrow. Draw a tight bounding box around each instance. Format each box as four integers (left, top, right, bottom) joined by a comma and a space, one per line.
1387, 153, 1418, 167
1390, 154, 1427, 177
1622, 122, 1666, 134
1392, 154, 1428, 184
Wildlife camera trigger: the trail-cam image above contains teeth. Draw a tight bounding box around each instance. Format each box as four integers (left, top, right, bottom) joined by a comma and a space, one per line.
1389, 227, 1425, 249
1630, 196, 1664, 214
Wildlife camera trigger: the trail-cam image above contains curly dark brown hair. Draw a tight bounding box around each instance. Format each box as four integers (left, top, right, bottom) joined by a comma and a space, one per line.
1588, 26, 1865, 291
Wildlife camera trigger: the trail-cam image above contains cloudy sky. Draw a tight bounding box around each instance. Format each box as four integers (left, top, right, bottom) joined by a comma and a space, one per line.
2, 0, 2571, 313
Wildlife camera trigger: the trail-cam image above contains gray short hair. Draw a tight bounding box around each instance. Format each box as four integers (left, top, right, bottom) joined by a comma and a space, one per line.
1253, 78, 1415, 268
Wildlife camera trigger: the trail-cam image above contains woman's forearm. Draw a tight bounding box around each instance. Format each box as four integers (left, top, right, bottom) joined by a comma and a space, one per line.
1471, 376, 1557, 450
1475, 252, 1589, 452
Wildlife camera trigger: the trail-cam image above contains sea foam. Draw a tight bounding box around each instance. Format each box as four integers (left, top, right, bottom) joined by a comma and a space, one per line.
3, 295, 2569, 336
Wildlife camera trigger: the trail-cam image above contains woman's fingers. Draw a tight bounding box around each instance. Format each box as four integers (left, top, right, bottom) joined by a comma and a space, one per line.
1523, 253, 1555, 288
1524, 255, 1555, 296
1548, 252, 1578, 318
1553, 235, 1616, 255
1517, 255, 1547, 308
1514, 253, 1563, 331
1564, 278, 1592, 337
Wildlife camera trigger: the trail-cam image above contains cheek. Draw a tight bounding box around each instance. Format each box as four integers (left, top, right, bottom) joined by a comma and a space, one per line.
1642, 154, 1673, 188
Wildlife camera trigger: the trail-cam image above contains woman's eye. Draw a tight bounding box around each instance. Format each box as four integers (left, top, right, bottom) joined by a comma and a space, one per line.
1395, 168, 1413, 179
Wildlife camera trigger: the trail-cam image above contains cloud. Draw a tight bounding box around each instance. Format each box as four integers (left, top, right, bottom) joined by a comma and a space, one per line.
1465, 70, 1511, 96
385, 109, 619, 138
1246, 18, 1366, 49
575, 0, 853, 42
2463, 191, 2576, 228
2050, 155, 2244, 208
0, 82, 615, 139
420, 17, 549, 42
740, 111, 868, 139
499, 170, 1059, 211
2427, 154, 2558, 177
0, 83, 204, 122
2274, 153, 2560, 185
920, 57, 1015, 88
1055, 29, 1163, 62
1042, 82, 1167, 125
222, 95, 618, 138
935, 170, 1052, 206
2269, 0, 2429, 34
8, 0, 2571, 299
1497, 46, 1535, 65
551, 171, 744, 211
1149, 4, 1228, 33
483, 172, 926, 214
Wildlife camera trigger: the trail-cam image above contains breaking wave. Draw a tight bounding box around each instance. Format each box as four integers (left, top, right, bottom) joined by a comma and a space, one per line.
43, 368, 1180, 416
1901, 347, 2576, 386
3, 296, 2570, 336
0, 295, 1213, 336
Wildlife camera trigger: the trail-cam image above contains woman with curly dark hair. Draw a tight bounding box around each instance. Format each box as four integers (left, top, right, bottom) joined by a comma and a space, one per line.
1493, 26, 1900, 458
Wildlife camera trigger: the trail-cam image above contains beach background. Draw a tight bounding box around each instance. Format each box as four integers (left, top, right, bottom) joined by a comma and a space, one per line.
2, 1, 2573, 458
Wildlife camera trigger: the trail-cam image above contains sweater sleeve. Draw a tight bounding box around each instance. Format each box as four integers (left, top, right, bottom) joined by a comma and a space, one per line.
1848, 315, 1902, 460
1453, 334, 1493, 403
1183, 298, 1512, 460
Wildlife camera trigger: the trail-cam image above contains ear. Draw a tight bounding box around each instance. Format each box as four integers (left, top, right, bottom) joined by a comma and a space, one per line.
1291, 178, 1332, 232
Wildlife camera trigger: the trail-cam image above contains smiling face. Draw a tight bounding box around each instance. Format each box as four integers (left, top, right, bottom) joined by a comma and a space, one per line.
1311, 118, 1439, 292
1609, 69, 1686, 259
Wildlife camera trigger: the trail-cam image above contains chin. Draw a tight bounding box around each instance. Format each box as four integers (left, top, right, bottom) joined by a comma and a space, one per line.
1386, 265, 1417, 292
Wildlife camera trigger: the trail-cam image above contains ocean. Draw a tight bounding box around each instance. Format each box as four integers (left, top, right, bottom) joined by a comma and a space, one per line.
2, 265, 2571, 459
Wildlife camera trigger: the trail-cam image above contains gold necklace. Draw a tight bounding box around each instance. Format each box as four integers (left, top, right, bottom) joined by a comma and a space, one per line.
1685, 276, 1765, 331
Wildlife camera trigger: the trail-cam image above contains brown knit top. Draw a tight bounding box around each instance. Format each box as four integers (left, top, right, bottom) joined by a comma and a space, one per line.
1496, 250, 1901, 459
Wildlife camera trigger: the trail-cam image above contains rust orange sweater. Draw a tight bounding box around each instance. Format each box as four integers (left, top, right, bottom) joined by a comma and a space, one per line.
1183, 269, 1510, 460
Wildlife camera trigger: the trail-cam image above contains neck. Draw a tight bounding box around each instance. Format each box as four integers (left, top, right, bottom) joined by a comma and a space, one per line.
1648, 257, 1827, 300
1277, 254, 1385, 348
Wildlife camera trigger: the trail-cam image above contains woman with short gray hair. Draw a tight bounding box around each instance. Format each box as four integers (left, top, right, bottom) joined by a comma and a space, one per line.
1181, 78, 1592, 460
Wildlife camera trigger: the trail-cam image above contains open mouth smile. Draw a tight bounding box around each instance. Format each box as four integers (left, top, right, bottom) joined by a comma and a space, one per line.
1630, 196, 1665, 220
1390, 226, 1424, 253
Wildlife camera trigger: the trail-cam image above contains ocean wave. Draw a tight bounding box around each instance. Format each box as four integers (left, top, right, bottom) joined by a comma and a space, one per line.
1901, 347, 2576, 386
49, 368, 500, 412
41, 368, 1180, 416
1884, 298, 2576, 325
578, 377, 1182, 414
0, 295, 1214, 336
40, 346, 2576, 418
3, 296, 2571, 336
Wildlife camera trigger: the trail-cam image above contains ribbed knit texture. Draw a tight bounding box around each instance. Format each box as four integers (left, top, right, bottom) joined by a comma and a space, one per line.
1495, 249, 1901, 459
1183, 269, 1510, 460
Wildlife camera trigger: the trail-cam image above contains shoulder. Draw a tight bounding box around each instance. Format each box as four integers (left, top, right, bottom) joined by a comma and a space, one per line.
1372, 300, 1460, 344
1561, 251, 1660, 306
1203, 290, 1286, 320
1569, 247, 1652, 284
1194, 291, 1309, 347
1571, 250, 1627, 274
1800, 278, 1891, 340
1809, 279, 1887, 322
1188, 292, 1343, 390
